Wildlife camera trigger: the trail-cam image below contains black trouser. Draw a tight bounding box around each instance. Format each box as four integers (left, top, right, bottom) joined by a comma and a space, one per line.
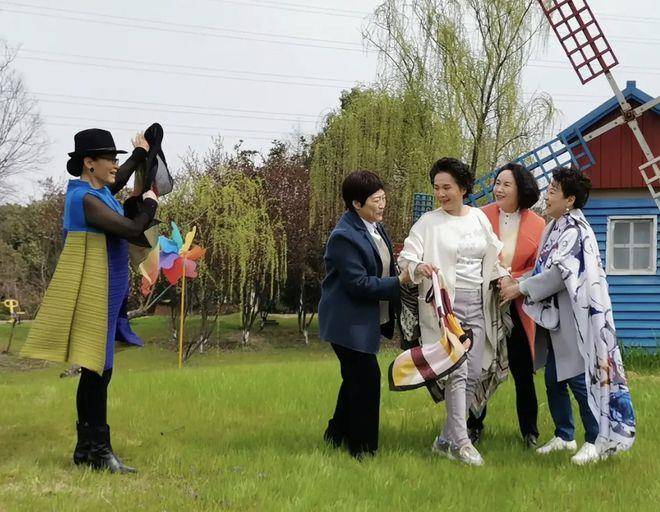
325, 343, 381, 457
76, 367, 113, 427
467, 304, 538, 437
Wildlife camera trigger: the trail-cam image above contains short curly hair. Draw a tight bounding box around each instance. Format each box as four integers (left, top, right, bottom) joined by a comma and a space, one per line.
495, 163, 540, 210
341, 170, 384, 212
551, 167, 592, 209
429, 157, 474, 197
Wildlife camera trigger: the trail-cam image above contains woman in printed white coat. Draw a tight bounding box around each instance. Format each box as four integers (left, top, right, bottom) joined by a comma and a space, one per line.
500, 167, 635, 465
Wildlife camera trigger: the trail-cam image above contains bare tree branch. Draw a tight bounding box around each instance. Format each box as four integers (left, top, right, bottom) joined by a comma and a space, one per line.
0, 40, 48, 200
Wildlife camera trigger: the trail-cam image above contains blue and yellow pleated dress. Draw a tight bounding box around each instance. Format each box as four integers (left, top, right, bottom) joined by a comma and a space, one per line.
21, 180, 143, 374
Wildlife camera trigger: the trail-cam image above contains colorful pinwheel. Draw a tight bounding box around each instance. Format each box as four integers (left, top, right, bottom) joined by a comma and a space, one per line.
158, 222, 206, 286
139, 222, 206, 296
138, 221, 206, 368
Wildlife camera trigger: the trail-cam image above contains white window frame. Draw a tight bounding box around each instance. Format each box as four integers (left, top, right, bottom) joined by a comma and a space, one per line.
606, 215, 657, 275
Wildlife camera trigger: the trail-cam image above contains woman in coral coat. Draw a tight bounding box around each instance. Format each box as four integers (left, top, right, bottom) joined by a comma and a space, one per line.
467, 163, 545, 448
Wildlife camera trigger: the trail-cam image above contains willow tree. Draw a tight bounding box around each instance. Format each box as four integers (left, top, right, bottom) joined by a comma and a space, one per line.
364, 0, 557, 175
310, 86, 464, 243
162, 162, 286, 347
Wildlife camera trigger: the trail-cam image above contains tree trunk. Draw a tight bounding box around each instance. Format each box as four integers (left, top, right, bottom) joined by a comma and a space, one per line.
297, 273, 306, 335
303, 311, 316, 346
241, 284, 261, 346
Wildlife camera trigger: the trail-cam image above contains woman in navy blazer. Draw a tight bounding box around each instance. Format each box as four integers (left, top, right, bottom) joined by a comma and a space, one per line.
319, 170, 407, 459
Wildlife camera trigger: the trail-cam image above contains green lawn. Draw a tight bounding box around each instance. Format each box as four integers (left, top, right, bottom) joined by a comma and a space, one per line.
1, 316, 659, 511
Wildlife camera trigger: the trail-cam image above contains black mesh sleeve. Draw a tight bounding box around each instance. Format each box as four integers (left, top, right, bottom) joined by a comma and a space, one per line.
109, 147, 148, 195
83, 194, 157, 240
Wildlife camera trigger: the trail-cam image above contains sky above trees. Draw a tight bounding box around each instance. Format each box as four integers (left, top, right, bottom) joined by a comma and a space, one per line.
1, 0, 659, 200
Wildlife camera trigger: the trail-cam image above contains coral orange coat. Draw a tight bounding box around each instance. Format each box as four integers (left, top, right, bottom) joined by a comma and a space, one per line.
481, 203, 545, 359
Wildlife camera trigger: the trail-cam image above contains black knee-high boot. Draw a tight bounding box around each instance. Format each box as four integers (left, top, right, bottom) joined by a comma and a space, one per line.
73, 422, 93, 465
89, 424, 136, 474
76, 367, 136, 473
74, 368, 93, 465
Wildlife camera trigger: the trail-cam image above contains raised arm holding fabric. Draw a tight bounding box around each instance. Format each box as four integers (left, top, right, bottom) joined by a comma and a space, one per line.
84, 194, 157, 240
108, 133, 149, 195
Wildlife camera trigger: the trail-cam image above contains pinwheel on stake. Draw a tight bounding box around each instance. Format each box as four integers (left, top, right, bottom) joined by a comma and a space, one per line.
139, 221, 206, 368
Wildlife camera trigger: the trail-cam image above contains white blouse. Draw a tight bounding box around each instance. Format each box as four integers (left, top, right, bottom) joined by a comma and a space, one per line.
498, 209, 521, 270
362, 218, 391, 324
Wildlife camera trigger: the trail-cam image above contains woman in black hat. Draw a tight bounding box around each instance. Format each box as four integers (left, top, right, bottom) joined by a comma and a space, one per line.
21, 128, 158, 473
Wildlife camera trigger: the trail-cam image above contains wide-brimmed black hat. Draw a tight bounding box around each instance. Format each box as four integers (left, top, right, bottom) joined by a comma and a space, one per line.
66, 128, 127, 176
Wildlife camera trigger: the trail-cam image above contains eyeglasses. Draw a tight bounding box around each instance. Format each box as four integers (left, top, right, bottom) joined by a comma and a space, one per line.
97, 155, 120, 165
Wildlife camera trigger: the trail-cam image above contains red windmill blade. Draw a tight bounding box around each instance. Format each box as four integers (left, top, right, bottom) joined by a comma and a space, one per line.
537, 0, 660, 211
538, 0, 618, 84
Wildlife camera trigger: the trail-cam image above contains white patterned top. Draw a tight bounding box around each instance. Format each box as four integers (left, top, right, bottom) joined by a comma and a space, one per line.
445, 208, 488, 289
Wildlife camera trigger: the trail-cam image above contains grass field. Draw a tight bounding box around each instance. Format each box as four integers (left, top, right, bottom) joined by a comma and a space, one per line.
1, 315, 659, 511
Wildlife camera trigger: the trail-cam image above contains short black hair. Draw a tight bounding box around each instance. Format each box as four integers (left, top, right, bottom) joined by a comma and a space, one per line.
551, 167, 592, 209
495, 163, 540, 210
341, 170, 384, 212
429, 157, 474, 197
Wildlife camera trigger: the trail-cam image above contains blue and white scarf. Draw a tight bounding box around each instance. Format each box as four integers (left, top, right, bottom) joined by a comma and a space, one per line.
524, 209, 635, 456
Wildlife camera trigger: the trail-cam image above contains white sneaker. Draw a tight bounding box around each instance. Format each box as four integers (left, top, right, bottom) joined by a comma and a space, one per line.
452, 443, 484, 466
431, 436, 451, 458
431, 437, 484, 466
536, 436, 578, 454
571, 442, 600, 465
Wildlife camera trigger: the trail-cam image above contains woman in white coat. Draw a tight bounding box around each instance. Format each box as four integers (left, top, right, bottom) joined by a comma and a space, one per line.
398, 157, 508, 466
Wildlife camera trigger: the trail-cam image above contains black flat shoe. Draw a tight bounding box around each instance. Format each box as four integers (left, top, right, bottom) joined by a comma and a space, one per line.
351, 450, 376, 462
468, 428, 482, 446
323, 421, 344, 449
523, 433, 539, 449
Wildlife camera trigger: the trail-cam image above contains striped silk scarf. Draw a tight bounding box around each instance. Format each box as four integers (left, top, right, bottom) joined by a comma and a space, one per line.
389, 272, 472, 392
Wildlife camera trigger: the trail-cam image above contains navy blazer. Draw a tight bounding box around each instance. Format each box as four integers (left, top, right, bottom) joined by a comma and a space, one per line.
318, 210, 401, 354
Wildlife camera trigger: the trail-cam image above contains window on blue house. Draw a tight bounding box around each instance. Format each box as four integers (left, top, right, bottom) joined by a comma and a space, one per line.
606, 216, 657, 275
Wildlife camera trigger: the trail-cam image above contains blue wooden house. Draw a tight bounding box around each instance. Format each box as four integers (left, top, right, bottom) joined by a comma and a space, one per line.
557, 81, 659, 349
